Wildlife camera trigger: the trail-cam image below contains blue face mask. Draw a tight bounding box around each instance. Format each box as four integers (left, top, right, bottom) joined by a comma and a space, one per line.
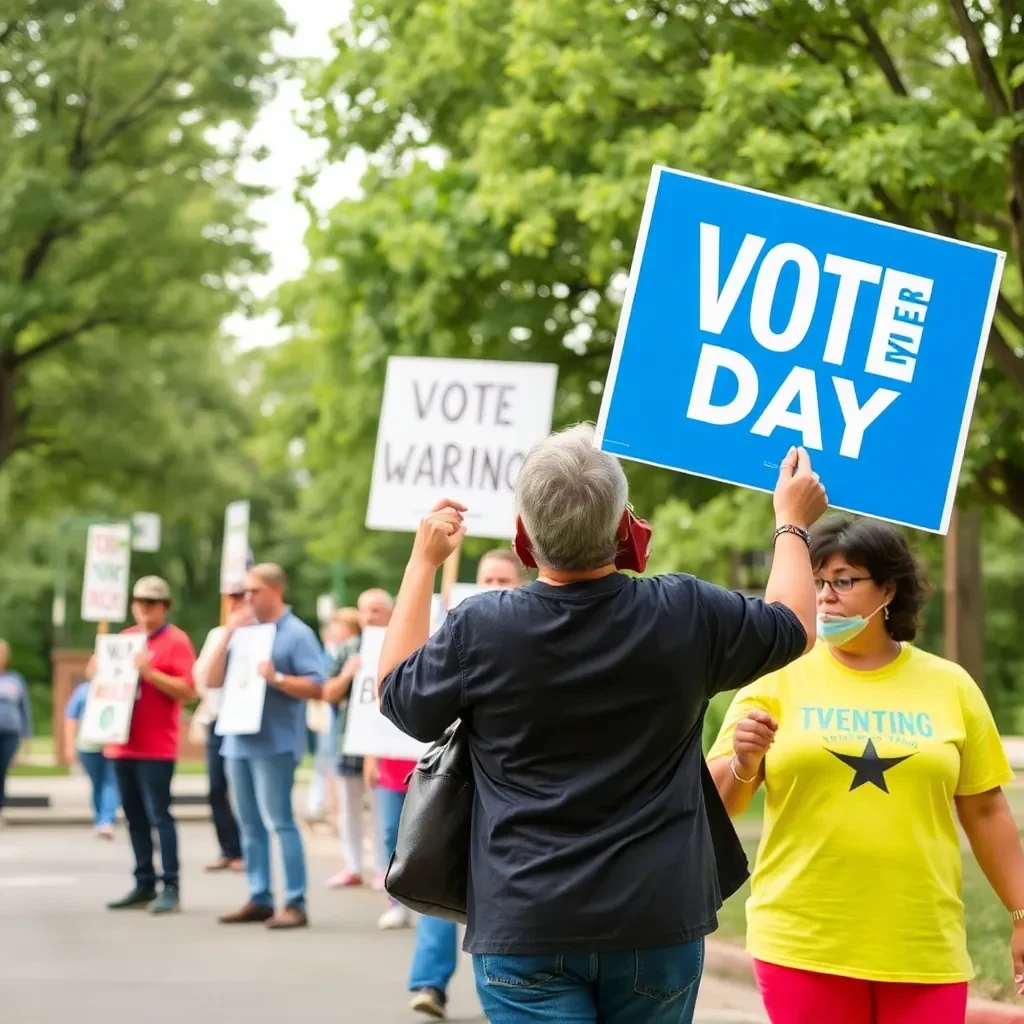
817, 604, 887, 648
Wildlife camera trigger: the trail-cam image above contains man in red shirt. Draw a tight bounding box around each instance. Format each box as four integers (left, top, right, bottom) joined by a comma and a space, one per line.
104, 576, 196, 914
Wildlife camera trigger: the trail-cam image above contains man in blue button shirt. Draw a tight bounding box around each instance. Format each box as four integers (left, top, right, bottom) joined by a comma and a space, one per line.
205, 563, 325, 930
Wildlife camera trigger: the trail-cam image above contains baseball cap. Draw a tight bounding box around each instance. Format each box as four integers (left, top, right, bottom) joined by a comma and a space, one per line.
132, 576, 172, 602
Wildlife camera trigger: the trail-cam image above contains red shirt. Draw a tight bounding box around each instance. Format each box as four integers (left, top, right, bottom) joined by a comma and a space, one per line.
378, 757, 418, 794
105, 624, 196, 761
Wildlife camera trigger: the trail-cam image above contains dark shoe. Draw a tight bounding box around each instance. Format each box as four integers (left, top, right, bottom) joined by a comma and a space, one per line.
266, 905, 308, 930
106, 887, 157, 910
149, 888, 180, 914
218, 900, 274, 924
410, 988, 447, 1019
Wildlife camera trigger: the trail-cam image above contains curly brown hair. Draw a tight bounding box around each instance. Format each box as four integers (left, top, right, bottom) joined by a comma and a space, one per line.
809, 516, 929, 642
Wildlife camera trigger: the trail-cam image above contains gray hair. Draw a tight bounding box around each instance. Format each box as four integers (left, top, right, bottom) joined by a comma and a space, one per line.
515, 424, 628, 571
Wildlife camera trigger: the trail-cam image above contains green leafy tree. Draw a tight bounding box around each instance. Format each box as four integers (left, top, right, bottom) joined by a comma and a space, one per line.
0, 0, 287, 482
275, 0, 1024, 573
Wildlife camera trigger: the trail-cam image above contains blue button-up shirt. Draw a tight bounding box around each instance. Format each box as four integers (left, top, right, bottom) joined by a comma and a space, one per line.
221, 609, 325, 761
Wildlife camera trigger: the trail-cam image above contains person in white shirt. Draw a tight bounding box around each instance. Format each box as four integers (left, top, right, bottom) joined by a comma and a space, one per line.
192, 588, 252, 872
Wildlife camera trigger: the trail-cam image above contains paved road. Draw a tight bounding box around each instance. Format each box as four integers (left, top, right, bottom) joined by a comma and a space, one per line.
0, 822, 765, 1023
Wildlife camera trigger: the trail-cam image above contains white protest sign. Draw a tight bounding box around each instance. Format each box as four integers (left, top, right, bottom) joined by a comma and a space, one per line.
341, 626, 428, 760
448, 583, 485, 609
366, 357, 558, 540
131, 512, 161, 553
81, 523, 132, 623
430, 594, 447, 636
216, 623, 276, 736
79, 633, 147, 745
219, 500, 250, 594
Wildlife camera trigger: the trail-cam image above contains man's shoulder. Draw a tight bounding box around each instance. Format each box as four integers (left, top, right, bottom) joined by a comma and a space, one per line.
279, 611, 319, 644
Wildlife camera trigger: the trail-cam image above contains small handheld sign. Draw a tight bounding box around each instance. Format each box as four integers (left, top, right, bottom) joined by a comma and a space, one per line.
79, 633, 147, 746
216, 623, 276, 737
341, 626, 428, 760
595, 166, 1005, 534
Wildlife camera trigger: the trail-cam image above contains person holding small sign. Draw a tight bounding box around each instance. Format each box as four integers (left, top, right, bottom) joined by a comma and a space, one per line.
191, 587, 250, 873
65, 678, 119, 839
207, 563, 325, 930
377, 424, 826, 1024
103, 576, 196, 915
708, 517, 1024, 1023
323, 597, 386, 891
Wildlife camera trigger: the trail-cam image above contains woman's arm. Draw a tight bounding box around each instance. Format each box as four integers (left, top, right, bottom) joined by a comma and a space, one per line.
956, 788, 1024, 993
379, 498, 465, 685
708, 708, 777, 816
765, 446, 827, 652
709, 755, 764, 817
63, 718, 78, 762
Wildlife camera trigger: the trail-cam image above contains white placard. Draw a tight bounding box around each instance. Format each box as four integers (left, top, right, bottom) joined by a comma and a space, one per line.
216, 623, 276, 736
131, 511, 161, 552
366, 357, 558, 540
79, 634, 147, 745
341, 626, 428, 760
81, 523, 132, 623
219, 500, 251, 594
449, 583, 485, 609
430, 594, 446, 636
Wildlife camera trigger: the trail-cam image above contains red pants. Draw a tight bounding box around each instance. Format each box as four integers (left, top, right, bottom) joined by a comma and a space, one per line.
754, 959, 969, 1024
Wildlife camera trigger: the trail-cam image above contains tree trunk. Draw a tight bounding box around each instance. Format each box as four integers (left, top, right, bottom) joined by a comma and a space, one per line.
0, 357, 21, 466
944, 506, 985, 688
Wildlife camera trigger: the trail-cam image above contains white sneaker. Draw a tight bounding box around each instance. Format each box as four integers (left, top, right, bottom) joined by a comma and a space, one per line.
377, 904, 410, 930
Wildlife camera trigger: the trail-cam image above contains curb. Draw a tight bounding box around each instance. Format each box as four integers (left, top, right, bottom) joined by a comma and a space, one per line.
703, 941, 1024, 1023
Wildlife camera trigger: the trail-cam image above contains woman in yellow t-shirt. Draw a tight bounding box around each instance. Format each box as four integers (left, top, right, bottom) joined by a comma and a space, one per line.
708, 516, 1024, 1024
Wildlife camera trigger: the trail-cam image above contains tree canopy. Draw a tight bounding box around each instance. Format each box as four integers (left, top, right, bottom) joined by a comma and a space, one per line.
271, 0, 1024, 571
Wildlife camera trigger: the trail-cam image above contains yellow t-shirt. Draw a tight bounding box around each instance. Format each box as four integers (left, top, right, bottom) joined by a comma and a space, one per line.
707, 642, 1013, 983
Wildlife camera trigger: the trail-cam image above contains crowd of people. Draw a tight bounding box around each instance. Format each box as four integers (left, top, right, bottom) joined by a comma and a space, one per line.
3, 423, 1024, 1024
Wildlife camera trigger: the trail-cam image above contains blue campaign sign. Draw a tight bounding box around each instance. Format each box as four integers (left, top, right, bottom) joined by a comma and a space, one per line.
595, 166, 1005, 533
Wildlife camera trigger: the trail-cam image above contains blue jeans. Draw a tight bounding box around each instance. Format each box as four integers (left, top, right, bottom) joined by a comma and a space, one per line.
377, 785, 405, 906
206, 728, 241, 861
0, 732, 19, 813
227, 753, 307, 910
113, 758, 178, 890
79, 750, 119, 827
473, 941, 704, 1024
411, 915, 459, 993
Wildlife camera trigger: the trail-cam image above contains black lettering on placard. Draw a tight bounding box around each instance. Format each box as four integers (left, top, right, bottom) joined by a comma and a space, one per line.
472, 382, 495, 424
357, 677, 377, 704
410, 378, 519, 425
413, 446, 436, 485
496, 384, 516, 426
441, 383, 468, 422
441, 443, 461, 486
385, 442, 415, 483
504, 451, 524, 490
481, 449, 501, 490
413, 381, 438, 419
384, 443, 524, 491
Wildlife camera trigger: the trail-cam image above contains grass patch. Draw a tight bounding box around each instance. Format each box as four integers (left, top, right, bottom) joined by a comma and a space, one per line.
10, 763, 70, 778
714, 842, 1017, 1001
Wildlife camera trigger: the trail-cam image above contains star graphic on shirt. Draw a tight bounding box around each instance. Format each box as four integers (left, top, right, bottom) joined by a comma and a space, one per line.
826, 738, 914, 794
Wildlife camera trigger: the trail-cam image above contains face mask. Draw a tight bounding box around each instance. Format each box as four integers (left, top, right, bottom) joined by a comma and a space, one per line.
817, 603, 888, 648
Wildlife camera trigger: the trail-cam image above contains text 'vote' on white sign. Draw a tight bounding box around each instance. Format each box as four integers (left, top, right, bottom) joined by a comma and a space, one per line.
365, 356, 558, 540
595, 166, 1004, 534
341, 626, 428, 760
81, 523, 132, 624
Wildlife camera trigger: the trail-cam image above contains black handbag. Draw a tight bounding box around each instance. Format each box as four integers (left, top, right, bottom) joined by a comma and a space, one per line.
384, 719, 472, 923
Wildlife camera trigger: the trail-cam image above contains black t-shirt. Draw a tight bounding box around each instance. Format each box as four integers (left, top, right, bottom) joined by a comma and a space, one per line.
380, 572, 806, 955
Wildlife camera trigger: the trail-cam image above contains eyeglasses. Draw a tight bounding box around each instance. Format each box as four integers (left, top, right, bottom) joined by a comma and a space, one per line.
814, 577, 871, 594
